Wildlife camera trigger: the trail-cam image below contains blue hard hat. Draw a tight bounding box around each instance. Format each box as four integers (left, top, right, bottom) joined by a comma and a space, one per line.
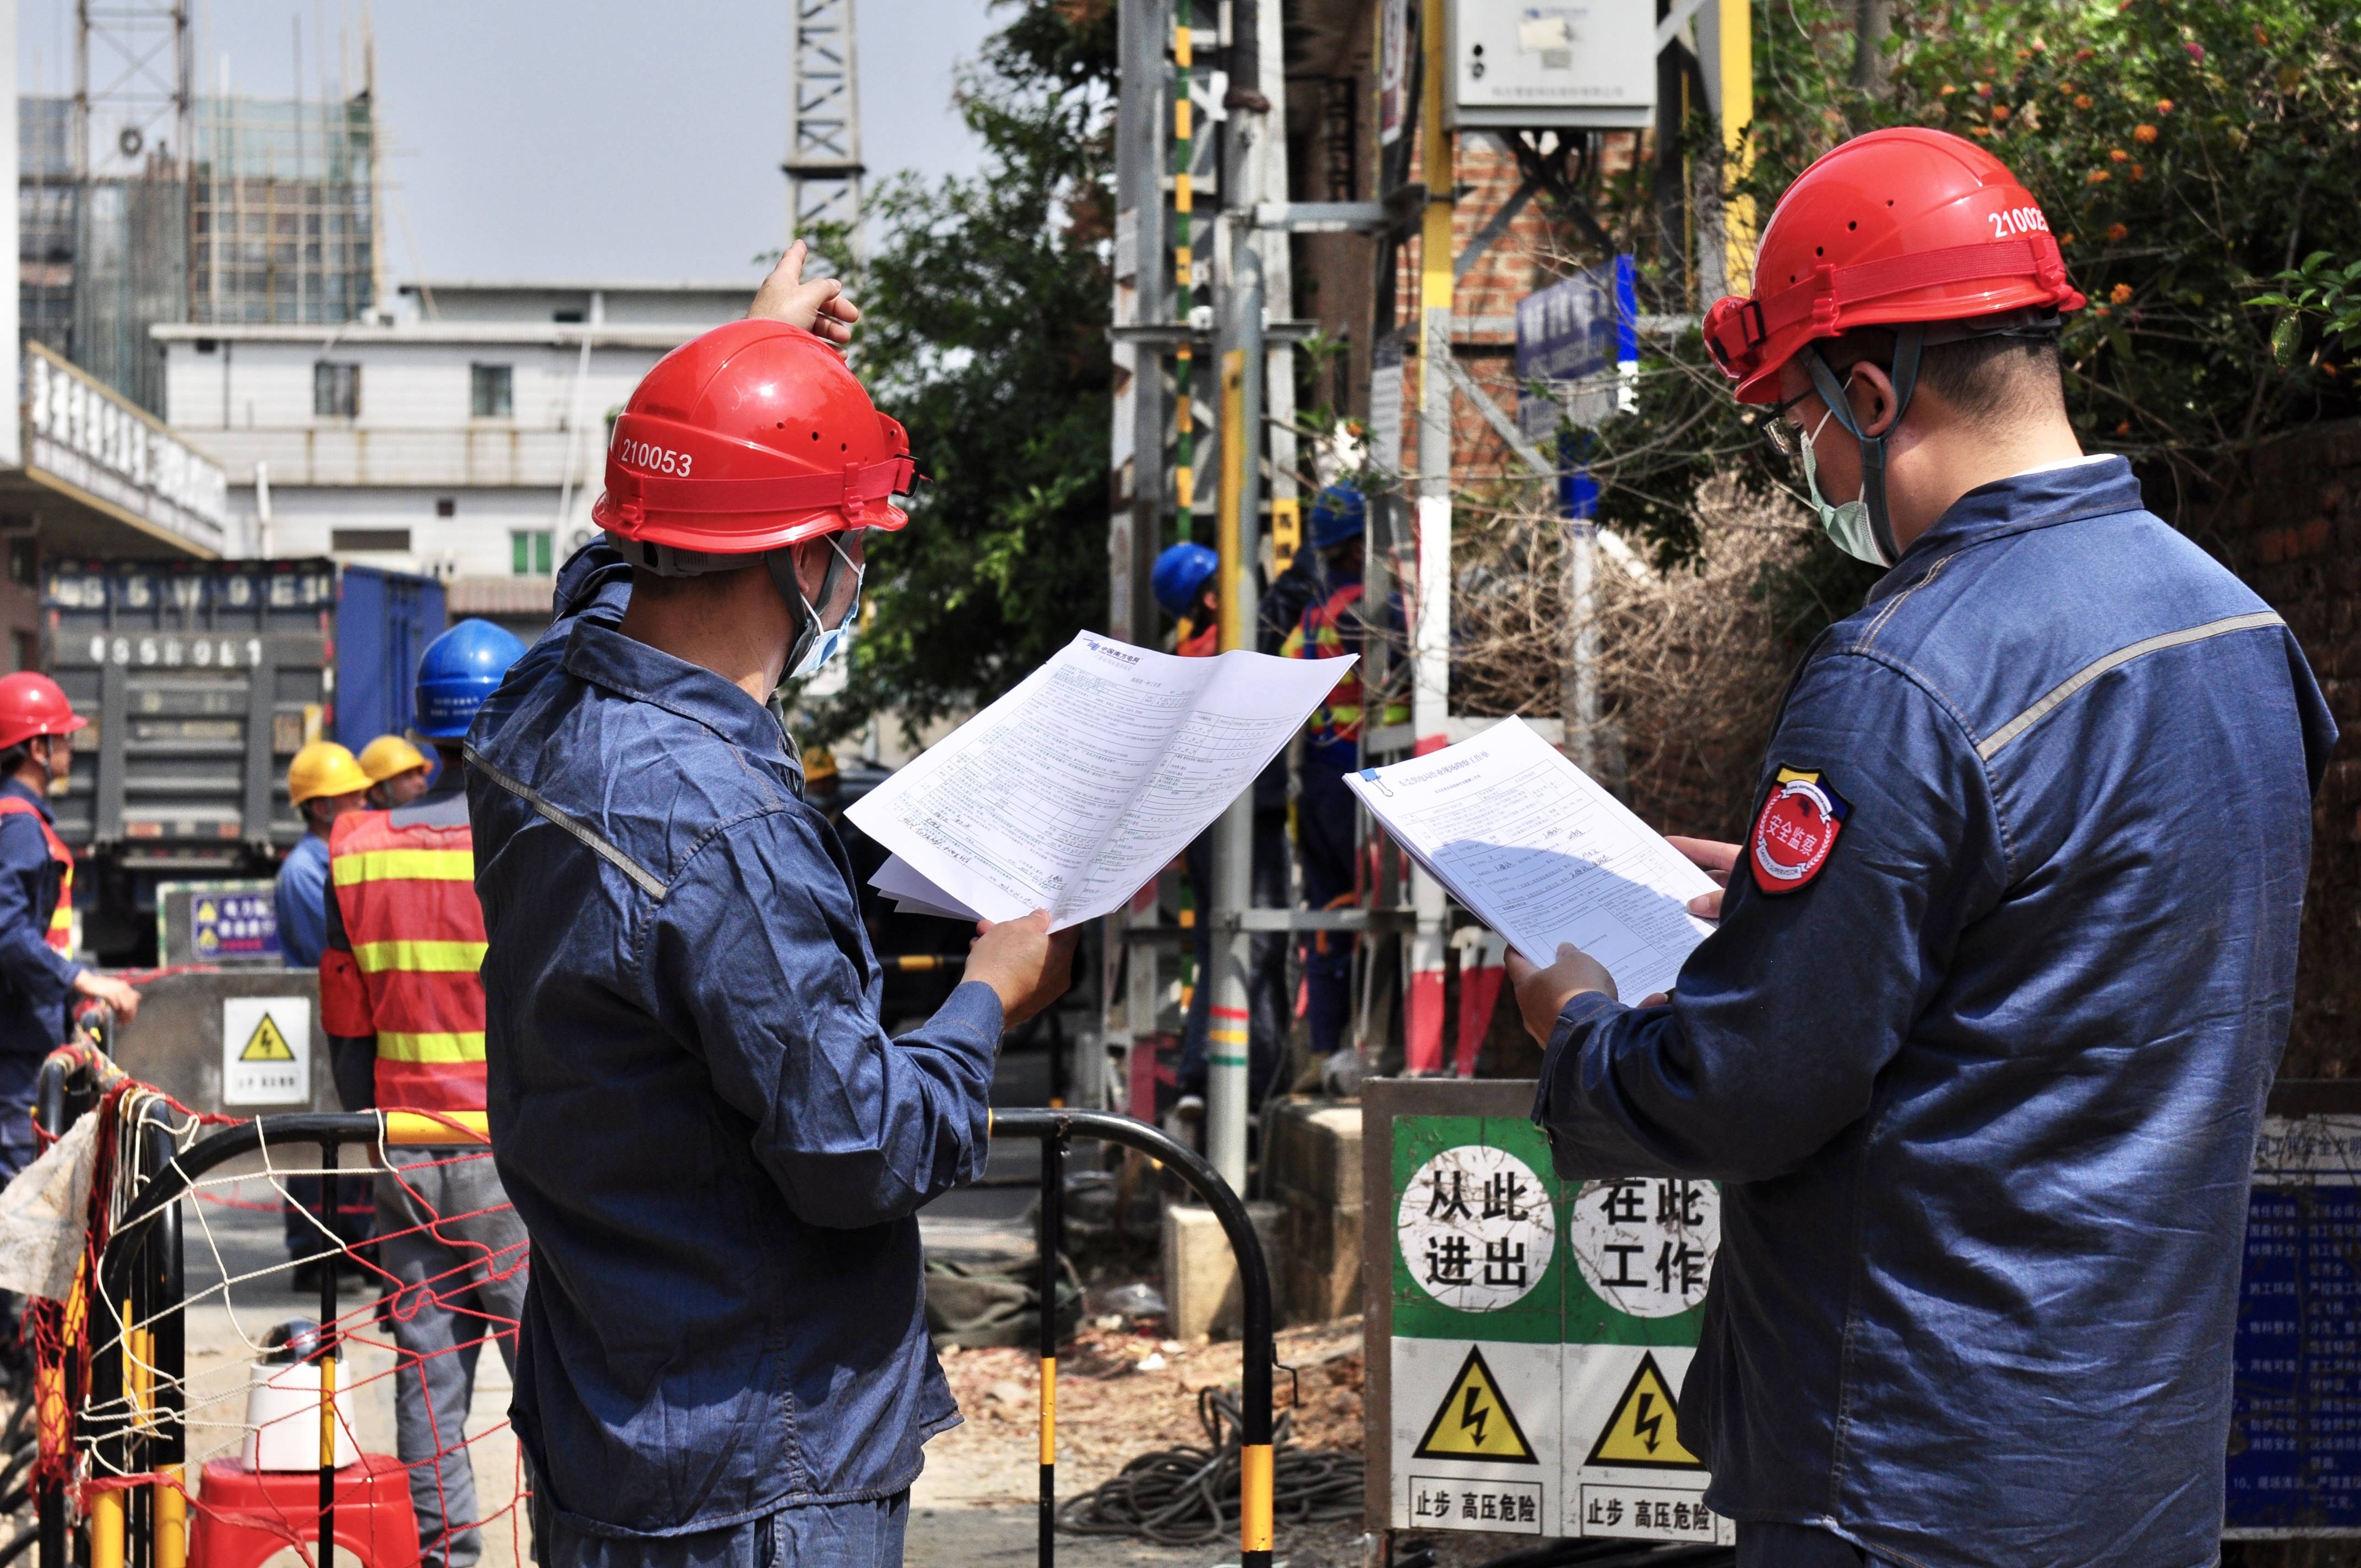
1151, 541, 1220, 620
1308, 485, 1366, 550
414, 618, 527, 739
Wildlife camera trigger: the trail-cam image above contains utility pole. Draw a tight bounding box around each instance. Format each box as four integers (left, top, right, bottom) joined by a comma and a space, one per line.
1405, 0, 1457, 1073
1205, 245, 1263, 1190
784, 0, 866, 268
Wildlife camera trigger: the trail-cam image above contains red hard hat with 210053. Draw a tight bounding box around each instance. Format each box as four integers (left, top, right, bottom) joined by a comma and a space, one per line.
1703, 127, 2087, 403
593, 318, 915, 554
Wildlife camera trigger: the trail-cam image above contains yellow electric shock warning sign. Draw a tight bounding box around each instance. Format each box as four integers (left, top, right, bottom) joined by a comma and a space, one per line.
1412, 1346, 1538, 1464
238, 1012, 297, 1063
1583, 1352, 1704, 1470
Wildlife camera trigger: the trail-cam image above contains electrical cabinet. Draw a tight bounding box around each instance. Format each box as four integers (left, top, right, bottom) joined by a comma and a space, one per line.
1445, 0, 1658, 129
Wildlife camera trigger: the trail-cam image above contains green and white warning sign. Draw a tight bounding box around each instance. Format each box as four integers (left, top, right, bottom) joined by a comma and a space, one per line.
1366, 1080, 1729, 1545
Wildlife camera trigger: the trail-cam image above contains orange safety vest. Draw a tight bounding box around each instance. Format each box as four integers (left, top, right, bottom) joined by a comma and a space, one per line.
320, 805, 486, 1113
1280, 580, 1407, 746
0, 796, 73, 958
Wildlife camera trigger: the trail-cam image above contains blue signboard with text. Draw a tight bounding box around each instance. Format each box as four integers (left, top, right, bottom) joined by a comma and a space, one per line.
2227, 1114, 2361, 1537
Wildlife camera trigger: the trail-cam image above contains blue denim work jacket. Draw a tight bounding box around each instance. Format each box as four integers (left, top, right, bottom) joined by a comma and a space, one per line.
465, 544, 1000, 1537
1535, 459, 2336, 1568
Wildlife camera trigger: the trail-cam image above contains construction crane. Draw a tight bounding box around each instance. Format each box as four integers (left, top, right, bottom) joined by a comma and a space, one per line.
783, 0, 866, 268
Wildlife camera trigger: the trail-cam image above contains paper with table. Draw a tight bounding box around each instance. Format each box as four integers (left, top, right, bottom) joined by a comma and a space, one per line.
1344, 716, 1718, 1001
846, 630, 1355, 931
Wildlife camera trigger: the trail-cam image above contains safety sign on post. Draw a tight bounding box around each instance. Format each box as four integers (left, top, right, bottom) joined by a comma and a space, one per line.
221, 996, 311, 1107
1364, 1079, 1729, 1545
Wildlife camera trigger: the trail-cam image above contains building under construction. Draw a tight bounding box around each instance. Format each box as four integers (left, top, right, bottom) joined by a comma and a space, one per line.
16, 6, 379, 415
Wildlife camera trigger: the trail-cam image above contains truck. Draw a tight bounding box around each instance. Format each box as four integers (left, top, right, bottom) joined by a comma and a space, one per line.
42, 557, 446, 963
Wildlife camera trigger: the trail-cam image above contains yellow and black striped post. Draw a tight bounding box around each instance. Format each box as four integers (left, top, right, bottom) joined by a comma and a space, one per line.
318, 1139, 340, 1568
1037, 1131, 1065, 1566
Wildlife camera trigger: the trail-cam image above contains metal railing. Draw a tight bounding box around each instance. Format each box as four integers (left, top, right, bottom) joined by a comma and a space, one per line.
30, 1054, 1280, 1568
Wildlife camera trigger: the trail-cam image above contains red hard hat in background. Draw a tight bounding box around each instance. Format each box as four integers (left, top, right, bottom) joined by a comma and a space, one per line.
593, 319, 916, 555
0, 673, 87, 752
1703, 127, 2087, 403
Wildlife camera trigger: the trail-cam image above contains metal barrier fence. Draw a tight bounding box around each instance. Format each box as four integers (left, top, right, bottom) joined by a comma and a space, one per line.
29, 1057, 1280, 1568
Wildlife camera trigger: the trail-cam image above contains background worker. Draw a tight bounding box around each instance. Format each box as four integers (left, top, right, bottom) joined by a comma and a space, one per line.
276, 741, 372, 969
357, 734, 434, 809
322, 618, 529, 1568
1510, 128, 2333, 1568
1153, 542, 1290, 1133
467, 254, 1073, 1568
1280, 484, 1395, 1076
275, 739, 374, 1284
0, 673, 139, 1182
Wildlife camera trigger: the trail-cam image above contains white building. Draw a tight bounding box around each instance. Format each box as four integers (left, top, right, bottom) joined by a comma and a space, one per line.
154, 279, 751, 630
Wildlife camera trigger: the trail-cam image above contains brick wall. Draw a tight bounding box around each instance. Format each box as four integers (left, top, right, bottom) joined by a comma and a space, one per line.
2194, 418, 2361, 1077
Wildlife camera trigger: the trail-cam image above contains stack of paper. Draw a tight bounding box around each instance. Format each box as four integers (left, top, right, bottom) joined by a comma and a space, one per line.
1344, 717, 1718, 1001
845, 630, 1354, 932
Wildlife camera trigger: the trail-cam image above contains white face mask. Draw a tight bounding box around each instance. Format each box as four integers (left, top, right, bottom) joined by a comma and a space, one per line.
1796, 398, 1888, 567
786, 535, 865, 679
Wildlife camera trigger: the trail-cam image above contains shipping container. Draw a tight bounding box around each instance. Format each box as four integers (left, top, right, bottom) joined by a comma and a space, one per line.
42, 557, 447, 962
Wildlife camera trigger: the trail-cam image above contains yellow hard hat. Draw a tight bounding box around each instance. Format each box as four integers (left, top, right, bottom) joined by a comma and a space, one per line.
801, 745, 840, 784
356, 734, 431, 783
287, 741, 372, 806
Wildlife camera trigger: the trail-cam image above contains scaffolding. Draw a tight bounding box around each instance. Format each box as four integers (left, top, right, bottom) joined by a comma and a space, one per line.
189, 92, 378, 327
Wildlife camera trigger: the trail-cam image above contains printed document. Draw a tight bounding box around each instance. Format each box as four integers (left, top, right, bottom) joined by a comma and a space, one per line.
1345, 716, 1717, 1000
847, 630, 1354, 930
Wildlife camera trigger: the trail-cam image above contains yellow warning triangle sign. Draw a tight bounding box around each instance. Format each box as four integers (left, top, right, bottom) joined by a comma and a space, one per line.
238, 1013, 296, 1063
1411, 1346, 1538, 1464
1584, 1352, 1704, 1470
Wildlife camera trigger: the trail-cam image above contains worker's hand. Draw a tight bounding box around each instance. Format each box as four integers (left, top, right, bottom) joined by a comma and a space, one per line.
73, 968, 142, 1024
749, 240, 861, 345
1505, 942, 1615, 1047
1666, 835, 1739, 920
965, 911, 1080, 1030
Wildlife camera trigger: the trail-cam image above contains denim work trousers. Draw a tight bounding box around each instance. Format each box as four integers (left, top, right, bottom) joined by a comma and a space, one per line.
378, 1150, 529, 1568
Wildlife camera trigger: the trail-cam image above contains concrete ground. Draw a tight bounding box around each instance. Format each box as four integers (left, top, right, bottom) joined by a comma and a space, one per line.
162, 1153, 1353, 1568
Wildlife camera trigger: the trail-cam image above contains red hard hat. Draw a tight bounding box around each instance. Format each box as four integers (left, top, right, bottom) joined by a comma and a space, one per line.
592, 319, 915, 554
0, 673, 86, 752
1703, 127, 2086, 403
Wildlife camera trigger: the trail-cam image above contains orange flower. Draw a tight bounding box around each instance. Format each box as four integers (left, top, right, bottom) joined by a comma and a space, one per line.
2130, 164, 2144, 180
2094, 303, 2113, 315
2133, 123, 2158, 143
2075, 92, 2096, 110
2155, 98, 2174, 113
1970, 125, 1993, 138
1939, 83, 1957, 95
2110, 282, 2134, 304
2115, 420, 2132, 435
2106, 222, 2129, 241
2087, 168, 2112, 184
2109, 147, 2131, 162
2060, 233, 2076, 244
1992, 104, 2012, 122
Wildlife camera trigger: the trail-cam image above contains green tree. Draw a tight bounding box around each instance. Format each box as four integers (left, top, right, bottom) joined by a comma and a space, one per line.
803, 0, 1117, 742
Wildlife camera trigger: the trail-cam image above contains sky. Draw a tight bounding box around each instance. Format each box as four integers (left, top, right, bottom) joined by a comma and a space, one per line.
18, 0, 998, 286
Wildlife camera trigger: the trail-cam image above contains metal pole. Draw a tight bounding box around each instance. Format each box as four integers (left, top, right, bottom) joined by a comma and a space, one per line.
1206, 244, 1265, 1192
989, 1110, 1273, 1568
144, 1121, 186, 1568
1036, 1132, 1065, 1568
317, 1139, 337, 1568
1406, 0, 1457, 1074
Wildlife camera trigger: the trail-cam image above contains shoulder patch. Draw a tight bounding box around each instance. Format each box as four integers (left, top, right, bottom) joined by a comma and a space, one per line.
1750, 766, 1851, 895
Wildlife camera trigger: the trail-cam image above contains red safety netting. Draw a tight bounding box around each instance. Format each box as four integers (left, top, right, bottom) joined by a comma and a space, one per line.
25, 1058, 532, 1568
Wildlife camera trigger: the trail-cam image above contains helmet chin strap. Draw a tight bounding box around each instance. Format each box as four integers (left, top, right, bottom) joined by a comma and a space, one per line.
763, 537, 855, 676
1800, 324, 1924, 566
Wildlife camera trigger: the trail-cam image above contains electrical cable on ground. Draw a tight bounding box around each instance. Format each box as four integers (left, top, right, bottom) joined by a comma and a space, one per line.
1056, 1386, 1363, 1544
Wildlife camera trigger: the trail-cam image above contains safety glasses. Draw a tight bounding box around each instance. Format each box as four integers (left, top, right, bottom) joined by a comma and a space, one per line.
1749, 388, 1816, 459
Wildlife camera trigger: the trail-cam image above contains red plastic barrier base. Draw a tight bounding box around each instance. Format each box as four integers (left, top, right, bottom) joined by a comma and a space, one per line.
189, 1453, 422, 1568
